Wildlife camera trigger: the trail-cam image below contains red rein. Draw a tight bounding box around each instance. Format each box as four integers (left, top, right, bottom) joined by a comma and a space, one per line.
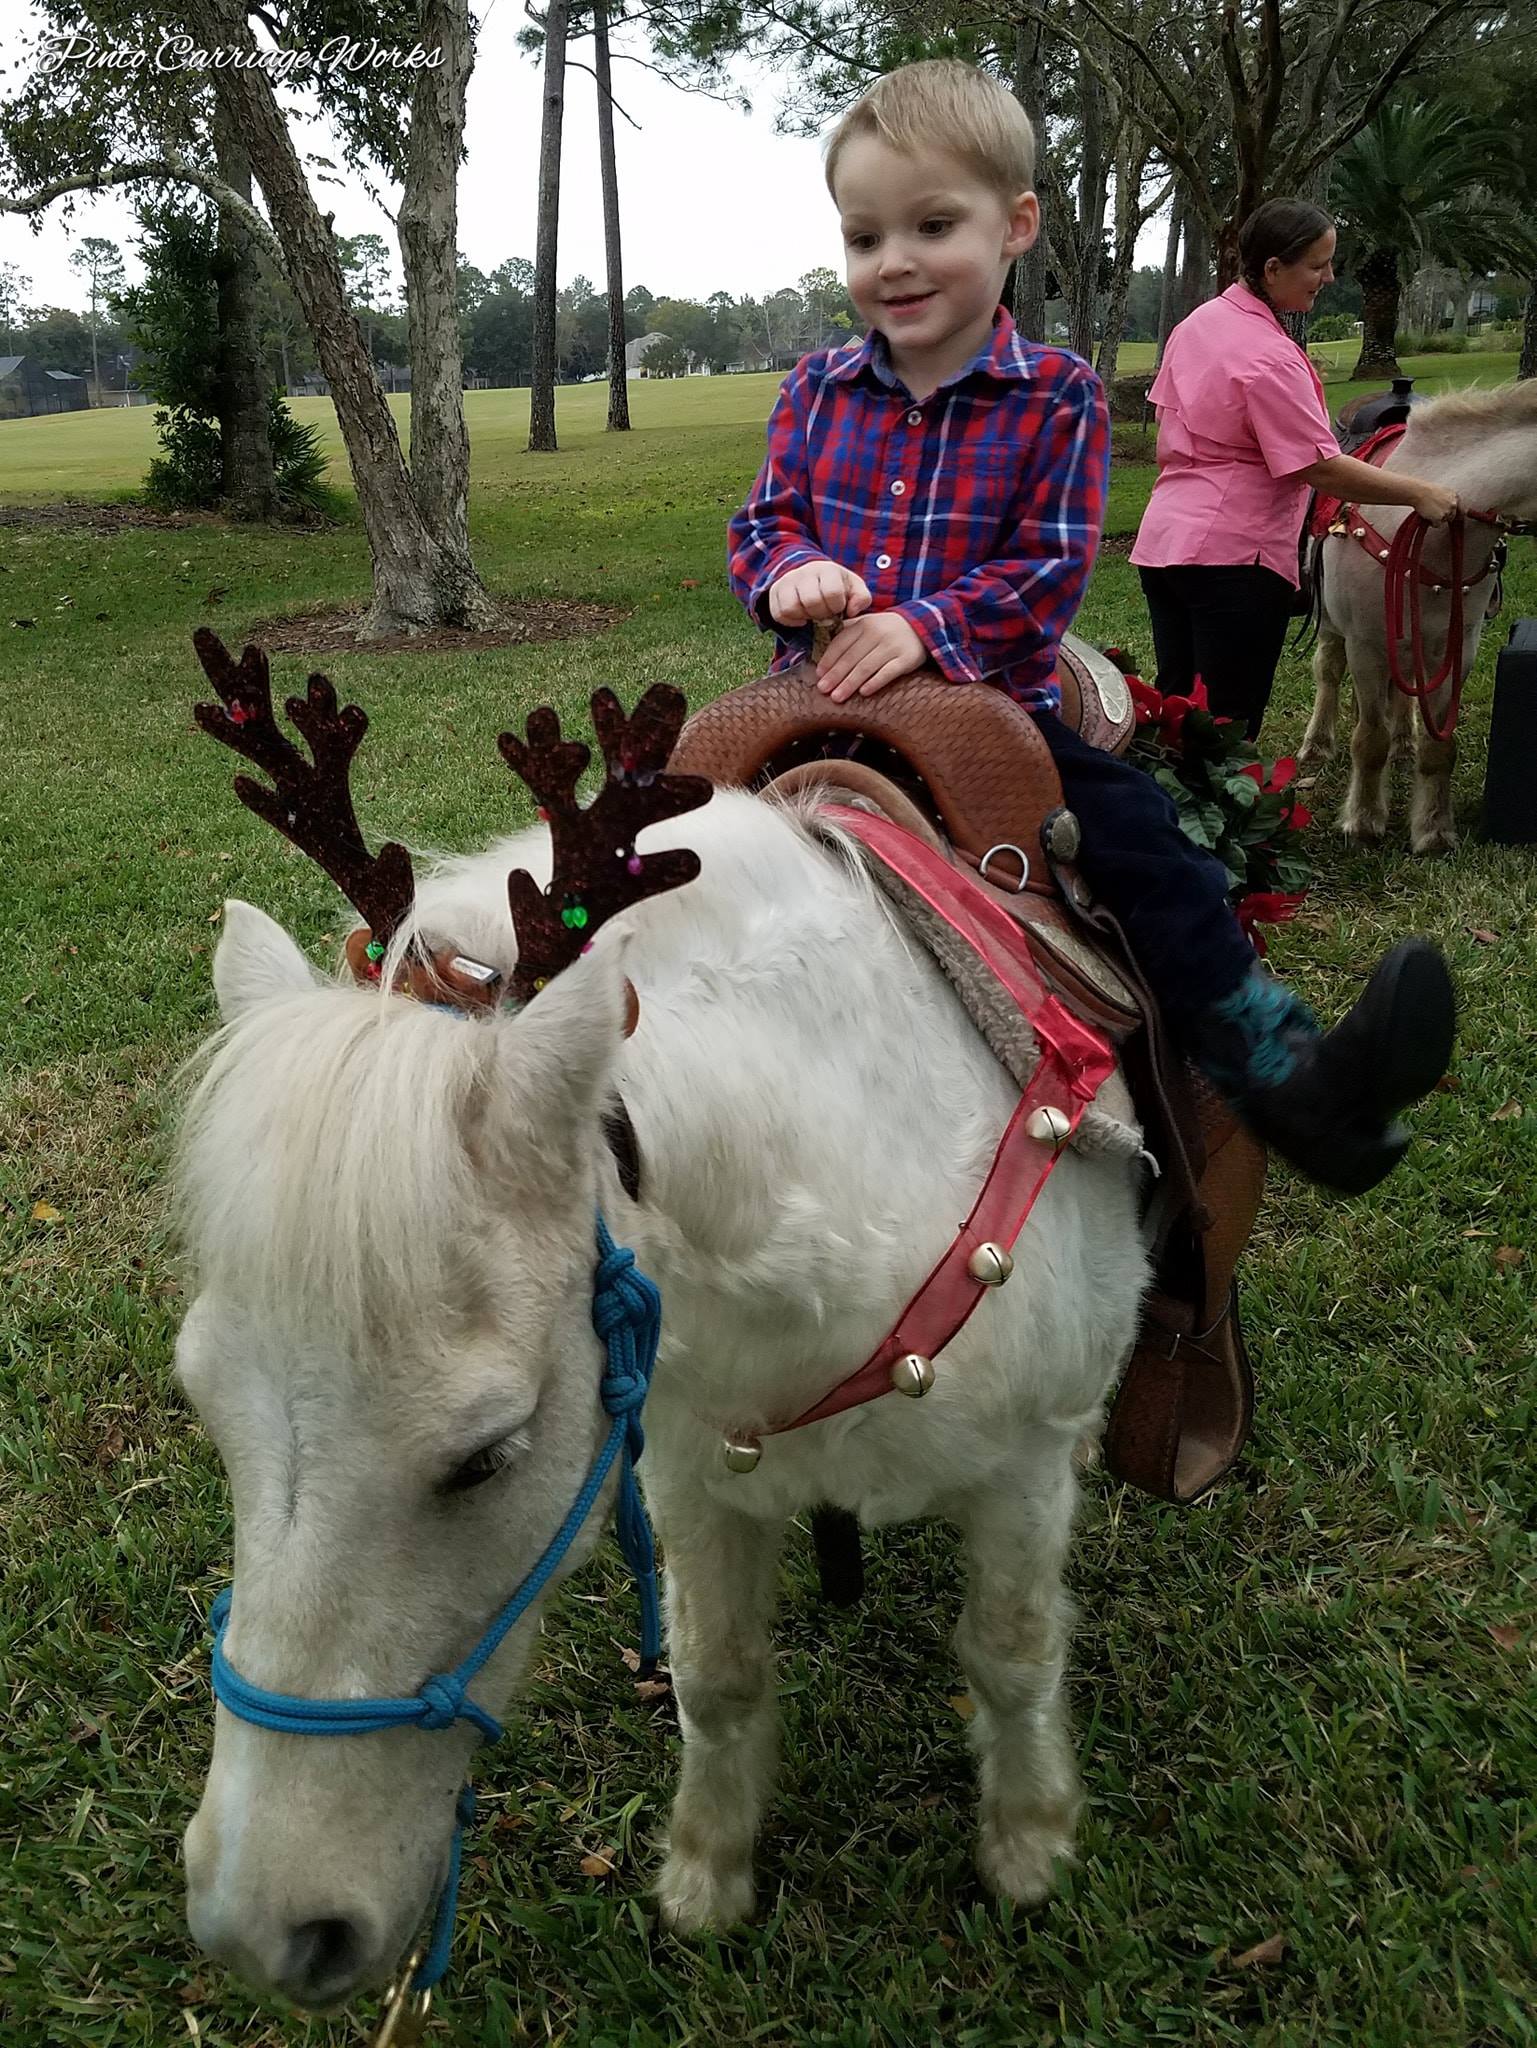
1382, 511, 1472, 744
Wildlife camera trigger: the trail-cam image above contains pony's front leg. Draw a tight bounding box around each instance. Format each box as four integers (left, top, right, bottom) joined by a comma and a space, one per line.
1299, 628, 1347, 767
651, 1487, 784, 1932
1410, 715, 1458, 854
954, 1433, 1081, 1905
1339, 641, 1395, 844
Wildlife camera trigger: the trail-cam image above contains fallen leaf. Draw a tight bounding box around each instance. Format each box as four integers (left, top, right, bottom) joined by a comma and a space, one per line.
176, 1975, 209, 2004
1434, 1073, 1460, 1093
207, 909, 222, 925
948, 1693, 976, 1720
1491, 1100, 1523, 1121
635, 1677, 671, 1702
619, 1646, 641, 1672
1468, 928, 1499, 946
680, 578, 700, 589
1232, 1932, 1287, 1968
95, 1425, 127, 1466
32, 1200, 62, 1223
578, 1845, 618, 1878
1461, 1228, 1491, 1238
1487, 1623, 1521, 1650
1493, 1246, 1526, 1272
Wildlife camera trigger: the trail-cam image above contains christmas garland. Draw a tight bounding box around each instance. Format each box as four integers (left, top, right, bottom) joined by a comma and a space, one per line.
1103, 654, 1314, 956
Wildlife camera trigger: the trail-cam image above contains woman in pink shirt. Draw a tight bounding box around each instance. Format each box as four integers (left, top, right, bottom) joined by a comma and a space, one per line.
1131, 199, 1457, 735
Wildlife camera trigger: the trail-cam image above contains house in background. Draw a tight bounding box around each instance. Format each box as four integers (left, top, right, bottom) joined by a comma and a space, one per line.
0, 356, 90, 419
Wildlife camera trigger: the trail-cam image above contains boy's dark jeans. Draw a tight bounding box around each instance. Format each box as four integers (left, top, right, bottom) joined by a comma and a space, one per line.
1033, 710, 1257, 1029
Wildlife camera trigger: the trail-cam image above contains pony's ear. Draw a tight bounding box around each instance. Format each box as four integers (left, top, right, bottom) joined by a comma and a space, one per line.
470, 938, 629, 1201
213, 900, 324, 1021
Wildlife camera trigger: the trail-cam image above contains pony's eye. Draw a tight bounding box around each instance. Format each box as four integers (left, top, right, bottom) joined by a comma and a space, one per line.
440, 1437, 519, 1496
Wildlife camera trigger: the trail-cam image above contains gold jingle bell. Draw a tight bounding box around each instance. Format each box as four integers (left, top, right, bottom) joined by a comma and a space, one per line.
890, 1352, 935, 1398
723, 1435, 762, 1473
966, 1241, 1015, 1287
371, 1952, 432, 2047
1025, 1104, 1072, 1149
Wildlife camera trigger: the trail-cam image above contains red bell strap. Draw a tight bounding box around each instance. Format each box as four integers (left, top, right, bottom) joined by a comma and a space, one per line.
726, 807, 1116, 1452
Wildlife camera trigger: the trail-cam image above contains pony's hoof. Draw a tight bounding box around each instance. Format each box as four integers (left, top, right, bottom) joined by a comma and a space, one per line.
1297, 740, 1333, 769
655, 1851, 755, 1933
976, 1820, 1074, 1907
1412, 826, 1458, 856
1338, 813, 1386, 846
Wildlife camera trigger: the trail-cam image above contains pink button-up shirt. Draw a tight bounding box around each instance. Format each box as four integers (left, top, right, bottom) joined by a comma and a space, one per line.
1130, 283, 1340, 586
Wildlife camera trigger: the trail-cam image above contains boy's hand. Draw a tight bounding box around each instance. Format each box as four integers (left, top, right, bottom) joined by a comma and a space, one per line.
768, 561, 872, 627
816, 612, 927, 702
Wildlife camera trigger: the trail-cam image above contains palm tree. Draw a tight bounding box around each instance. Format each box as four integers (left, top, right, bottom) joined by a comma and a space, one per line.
1331, 100, 1534, 378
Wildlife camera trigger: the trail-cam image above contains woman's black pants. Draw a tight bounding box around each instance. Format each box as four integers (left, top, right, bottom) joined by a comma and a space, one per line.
1137, 563, 1295, 739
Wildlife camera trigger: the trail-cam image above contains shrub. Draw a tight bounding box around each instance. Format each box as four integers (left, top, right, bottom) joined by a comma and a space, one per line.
1309, 313, 1358, 342
143, 406, 222, 510
1107, 372, 1155, 420
142, 395, 338, 518
1405, 332, 1469, 354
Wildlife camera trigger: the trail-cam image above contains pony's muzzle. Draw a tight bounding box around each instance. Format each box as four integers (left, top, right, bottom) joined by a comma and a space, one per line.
185, 1803, 400, 2009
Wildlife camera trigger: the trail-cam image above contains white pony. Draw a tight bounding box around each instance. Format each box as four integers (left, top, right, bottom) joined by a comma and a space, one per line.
175, 791, 1146, 2013
1300, 379, 1537, 853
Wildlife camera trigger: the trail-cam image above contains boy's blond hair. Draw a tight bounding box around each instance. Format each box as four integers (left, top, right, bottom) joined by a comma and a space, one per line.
824, 60, 1036, 205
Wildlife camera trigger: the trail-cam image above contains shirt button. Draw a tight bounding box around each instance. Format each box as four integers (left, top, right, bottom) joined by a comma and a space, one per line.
875, 553, 892, 570
890, 479, 906, 495
907, 409, 922, 425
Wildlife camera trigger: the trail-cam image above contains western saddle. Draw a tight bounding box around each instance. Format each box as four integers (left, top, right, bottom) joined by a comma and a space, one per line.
671, 637, 1265, 1507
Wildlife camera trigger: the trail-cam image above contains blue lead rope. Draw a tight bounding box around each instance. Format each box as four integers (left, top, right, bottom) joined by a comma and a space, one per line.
208, 1215, 663, 1996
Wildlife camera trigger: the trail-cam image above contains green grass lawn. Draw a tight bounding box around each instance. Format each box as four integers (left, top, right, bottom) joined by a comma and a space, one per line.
1, 378, 1533, 2048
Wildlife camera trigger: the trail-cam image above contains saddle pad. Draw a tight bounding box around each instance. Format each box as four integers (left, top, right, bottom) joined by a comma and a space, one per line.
811, 799, 1148, 1168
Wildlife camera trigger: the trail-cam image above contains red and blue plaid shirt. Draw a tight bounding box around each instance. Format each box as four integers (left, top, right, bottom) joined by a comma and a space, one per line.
727, 310, 1110, 714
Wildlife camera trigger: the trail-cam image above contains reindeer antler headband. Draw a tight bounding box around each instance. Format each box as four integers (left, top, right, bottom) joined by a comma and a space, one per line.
193, 629, 712, 1006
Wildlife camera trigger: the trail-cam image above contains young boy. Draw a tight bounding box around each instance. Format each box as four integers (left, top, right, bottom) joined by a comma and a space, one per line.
727, 59, 1452, 1194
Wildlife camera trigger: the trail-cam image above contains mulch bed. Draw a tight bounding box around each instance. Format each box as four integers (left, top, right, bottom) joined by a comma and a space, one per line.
243, 597, 628, 656
0, 501, 226, 533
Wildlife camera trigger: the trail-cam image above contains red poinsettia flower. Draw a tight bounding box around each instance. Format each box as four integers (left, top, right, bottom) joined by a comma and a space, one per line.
1235, 888, 1307, 956
1286, 802, 1313, 831
1126, 674, 1164, 727
1157, 678, 1209, 747
1241, 755, 1300, 794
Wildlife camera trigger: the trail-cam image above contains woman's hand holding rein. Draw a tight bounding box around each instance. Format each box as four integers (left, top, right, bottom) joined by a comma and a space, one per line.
1298, 452, 1460, 527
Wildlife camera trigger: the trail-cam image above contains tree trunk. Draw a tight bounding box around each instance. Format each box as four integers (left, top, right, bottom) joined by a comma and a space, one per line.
1520, 279, 1537, 380
1178, 208, 1210, 320
1068, 53, 1104, 359
1010, 20, 1048, 342
185, 0, 484, 638
279, 329, 291, 392
1155, 196, 1183, 363
594, 0, 630, 432
1450, 268, 1470, 337
1352, 245, 1402, 378
399, 0, 491, 622
529, 0, 570, 452
212, 109, 277, 521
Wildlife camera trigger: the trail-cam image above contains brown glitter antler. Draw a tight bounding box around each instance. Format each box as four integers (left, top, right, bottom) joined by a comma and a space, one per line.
192, 628, 415, 946
499, 684, 711, 1004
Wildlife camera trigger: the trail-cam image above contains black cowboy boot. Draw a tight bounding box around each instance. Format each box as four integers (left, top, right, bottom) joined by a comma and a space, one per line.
1189, 939, 1456, 1195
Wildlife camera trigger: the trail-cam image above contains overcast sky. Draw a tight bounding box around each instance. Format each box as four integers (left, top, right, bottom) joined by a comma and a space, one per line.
0, 0, 849, 312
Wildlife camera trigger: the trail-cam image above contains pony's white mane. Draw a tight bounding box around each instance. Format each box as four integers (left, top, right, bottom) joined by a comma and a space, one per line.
177, 794, 876, 1346
177, 983, 494, 1342
1400, 375, 1537, 451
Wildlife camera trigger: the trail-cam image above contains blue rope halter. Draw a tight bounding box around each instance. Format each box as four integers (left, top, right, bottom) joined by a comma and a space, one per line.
207, 1216, 662, 1997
